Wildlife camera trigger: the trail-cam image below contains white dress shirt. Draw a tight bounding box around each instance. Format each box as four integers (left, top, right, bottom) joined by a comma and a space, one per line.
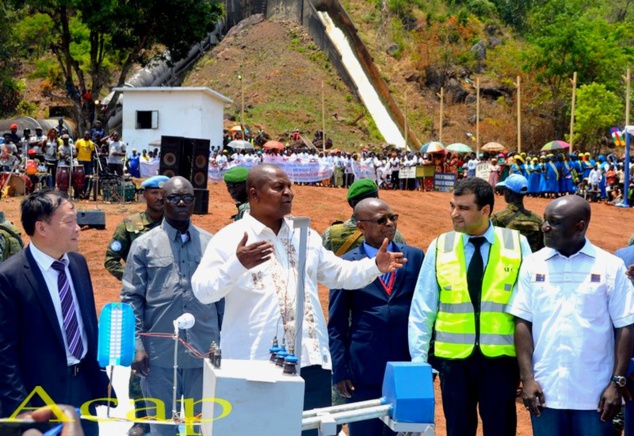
192, 214, 382, 369
29, 243, 87, 365
507, 240, 634, 410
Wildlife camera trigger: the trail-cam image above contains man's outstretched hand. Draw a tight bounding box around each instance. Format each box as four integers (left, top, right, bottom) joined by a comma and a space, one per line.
375, 238, 407, 273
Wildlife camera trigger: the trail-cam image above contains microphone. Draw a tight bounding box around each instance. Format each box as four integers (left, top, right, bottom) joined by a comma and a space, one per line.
174, 313, 195, 330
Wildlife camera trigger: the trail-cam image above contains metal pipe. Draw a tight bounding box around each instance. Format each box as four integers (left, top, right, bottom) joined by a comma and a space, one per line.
292, 217, 310, 375
302, 398, 385, 418
302, 404, 392, 430
171, 322, 179, 420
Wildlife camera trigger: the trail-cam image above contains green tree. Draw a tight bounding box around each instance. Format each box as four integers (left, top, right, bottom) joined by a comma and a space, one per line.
523, 0, 634, 137
573, 82, 623, 150
0, 3, 21, 115
10, 0, 222, 131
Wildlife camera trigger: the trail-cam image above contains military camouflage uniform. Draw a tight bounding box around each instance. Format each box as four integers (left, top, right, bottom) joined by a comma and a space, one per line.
0, 220, 24, 263
491, 203, 544, 252
104, 211, 161, 280
233, 202, 250, 221
322, 215, 406, 255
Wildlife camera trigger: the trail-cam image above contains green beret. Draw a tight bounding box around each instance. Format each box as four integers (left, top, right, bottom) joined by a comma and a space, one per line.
347, 179, 378, 201
223, 167, 249, 183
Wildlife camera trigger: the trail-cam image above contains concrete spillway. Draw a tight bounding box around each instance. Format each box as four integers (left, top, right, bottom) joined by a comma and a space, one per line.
317, 11, 406, 148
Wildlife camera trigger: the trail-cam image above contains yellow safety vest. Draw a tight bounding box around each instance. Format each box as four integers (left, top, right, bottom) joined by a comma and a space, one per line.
434, 227, 522, 359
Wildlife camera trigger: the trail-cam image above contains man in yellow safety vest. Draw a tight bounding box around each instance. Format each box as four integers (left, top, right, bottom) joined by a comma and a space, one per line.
408, 176, 532, 436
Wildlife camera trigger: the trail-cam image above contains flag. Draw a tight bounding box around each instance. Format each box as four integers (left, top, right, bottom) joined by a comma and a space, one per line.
611, 127, 625, 147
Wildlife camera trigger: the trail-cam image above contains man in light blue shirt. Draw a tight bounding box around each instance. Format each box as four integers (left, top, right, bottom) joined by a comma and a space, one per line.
408, 177, 531, 436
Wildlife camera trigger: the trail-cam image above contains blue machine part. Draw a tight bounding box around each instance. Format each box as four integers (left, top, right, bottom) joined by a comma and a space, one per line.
98, 302, 136, 367
382, 362, 435, 424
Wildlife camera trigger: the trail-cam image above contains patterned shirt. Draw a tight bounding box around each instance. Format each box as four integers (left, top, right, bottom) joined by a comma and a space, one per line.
191, 213, 382, 369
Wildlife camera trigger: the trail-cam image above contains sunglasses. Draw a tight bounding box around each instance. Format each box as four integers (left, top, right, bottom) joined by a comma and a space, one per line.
358, 214, 399, 225
165, 194, 195, 204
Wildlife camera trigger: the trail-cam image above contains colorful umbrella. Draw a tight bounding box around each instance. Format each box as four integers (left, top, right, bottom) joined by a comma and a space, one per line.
481, 142, 506, 152
541, 140, 571, 151
227, 140, 253, 150
420, 141, 446, 154
229, 125, 249, 133
447, 143, 473, 153
263, 140, 285, 151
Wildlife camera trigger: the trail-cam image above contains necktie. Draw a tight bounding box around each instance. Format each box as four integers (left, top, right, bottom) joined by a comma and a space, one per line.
467, 237, 486, 313
51, 260, 84, 360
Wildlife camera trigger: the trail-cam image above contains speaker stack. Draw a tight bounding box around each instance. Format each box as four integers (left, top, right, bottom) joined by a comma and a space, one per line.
159, 135, 210, 214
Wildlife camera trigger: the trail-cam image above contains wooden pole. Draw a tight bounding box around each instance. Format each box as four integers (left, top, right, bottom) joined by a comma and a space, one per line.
569, 71, 577, 153
322, 80, 326, 153
625, 67, 631, 127
476, 78, 480, 155
239, 73, 245, 128
439, 87, 444, 144
404, 92, 408, 150
516, 76, 521, 153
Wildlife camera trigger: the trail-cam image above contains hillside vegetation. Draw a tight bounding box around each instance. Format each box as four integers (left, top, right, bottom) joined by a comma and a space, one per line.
4, 0, 634, 153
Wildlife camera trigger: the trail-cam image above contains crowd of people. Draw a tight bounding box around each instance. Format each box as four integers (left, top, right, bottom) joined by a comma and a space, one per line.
2, 136, 634, 436
0, 162, 633, 436
0, 120, 164, 199
211, 144, 634, 206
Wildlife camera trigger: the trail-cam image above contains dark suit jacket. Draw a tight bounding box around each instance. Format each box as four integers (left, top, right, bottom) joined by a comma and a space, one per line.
328, 243, 424, 387
0, 245, 111, 417
616, 245, 634, 285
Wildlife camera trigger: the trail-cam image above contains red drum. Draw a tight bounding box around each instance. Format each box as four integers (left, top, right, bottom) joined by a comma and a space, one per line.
72, 165, 85, 191
57, 165, 70, 192
25, 160, 38, 176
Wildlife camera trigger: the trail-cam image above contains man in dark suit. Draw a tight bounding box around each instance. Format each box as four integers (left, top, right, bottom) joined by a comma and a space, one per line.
0, 190, 111, 436
328, 198, 424, 435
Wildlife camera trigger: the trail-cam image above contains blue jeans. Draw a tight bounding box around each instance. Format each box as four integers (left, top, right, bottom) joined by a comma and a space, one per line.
531, 407, 613, 436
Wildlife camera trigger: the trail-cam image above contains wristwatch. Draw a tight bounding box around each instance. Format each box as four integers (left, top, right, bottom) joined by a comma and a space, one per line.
611, 375, 627, 388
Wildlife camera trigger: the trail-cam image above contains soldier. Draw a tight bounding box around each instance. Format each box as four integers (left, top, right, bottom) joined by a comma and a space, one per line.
491, 173, 544, 252
103, 174, 167, 436
0, 211, 24, 263
322, 179, 406, 256
104, 175, 167, 280
223, 166, 250, 221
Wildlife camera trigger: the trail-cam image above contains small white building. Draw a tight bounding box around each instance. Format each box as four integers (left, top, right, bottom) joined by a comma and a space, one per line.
112, 86, 232, 153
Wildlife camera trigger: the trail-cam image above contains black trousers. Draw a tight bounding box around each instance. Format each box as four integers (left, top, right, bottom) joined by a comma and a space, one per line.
301, 365, 332, 436
437, 349, 519, 436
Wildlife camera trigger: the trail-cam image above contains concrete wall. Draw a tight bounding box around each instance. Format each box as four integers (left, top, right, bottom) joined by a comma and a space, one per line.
263, 0, 420, 148
114, 87, 231, 153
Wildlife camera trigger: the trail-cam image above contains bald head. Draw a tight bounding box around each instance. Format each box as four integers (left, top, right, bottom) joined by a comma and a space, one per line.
247, 164, 285, 192
354, 198, 388, 218
355, 198, 397, 248
543, 194, 590, 256
163, 176, 193, 195
547, 194, 591, 224
246, 164, 293, 231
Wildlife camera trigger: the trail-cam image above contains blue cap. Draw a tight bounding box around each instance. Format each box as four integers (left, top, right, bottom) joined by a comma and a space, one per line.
141, 175, 169, 189
496, 173, 528, 194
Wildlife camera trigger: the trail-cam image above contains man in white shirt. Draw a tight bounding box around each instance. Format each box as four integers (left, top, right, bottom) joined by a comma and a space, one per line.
191, 164, 405, 436
507, 195, 634, 436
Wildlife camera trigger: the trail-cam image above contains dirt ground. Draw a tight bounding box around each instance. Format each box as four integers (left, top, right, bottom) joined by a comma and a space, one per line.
3, 182, 633, 435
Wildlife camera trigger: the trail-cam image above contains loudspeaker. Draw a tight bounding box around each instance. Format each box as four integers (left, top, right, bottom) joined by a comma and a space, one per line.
76, 210, 106, 229
180, 138, 193, 181
159, 136, 184, 178
190, 138, 210, 189
193, 189, 209, 214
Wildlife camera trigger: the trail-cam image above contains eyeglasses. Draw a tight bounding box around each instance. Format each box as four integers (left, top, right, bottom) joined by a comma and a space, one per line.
165, 194, 195, 204
358, 214, 399, 225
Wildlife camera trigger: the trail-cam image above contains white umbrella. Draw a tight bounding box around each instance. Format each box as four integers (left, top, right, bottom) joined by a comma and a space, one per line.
227, 140, 253, 150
